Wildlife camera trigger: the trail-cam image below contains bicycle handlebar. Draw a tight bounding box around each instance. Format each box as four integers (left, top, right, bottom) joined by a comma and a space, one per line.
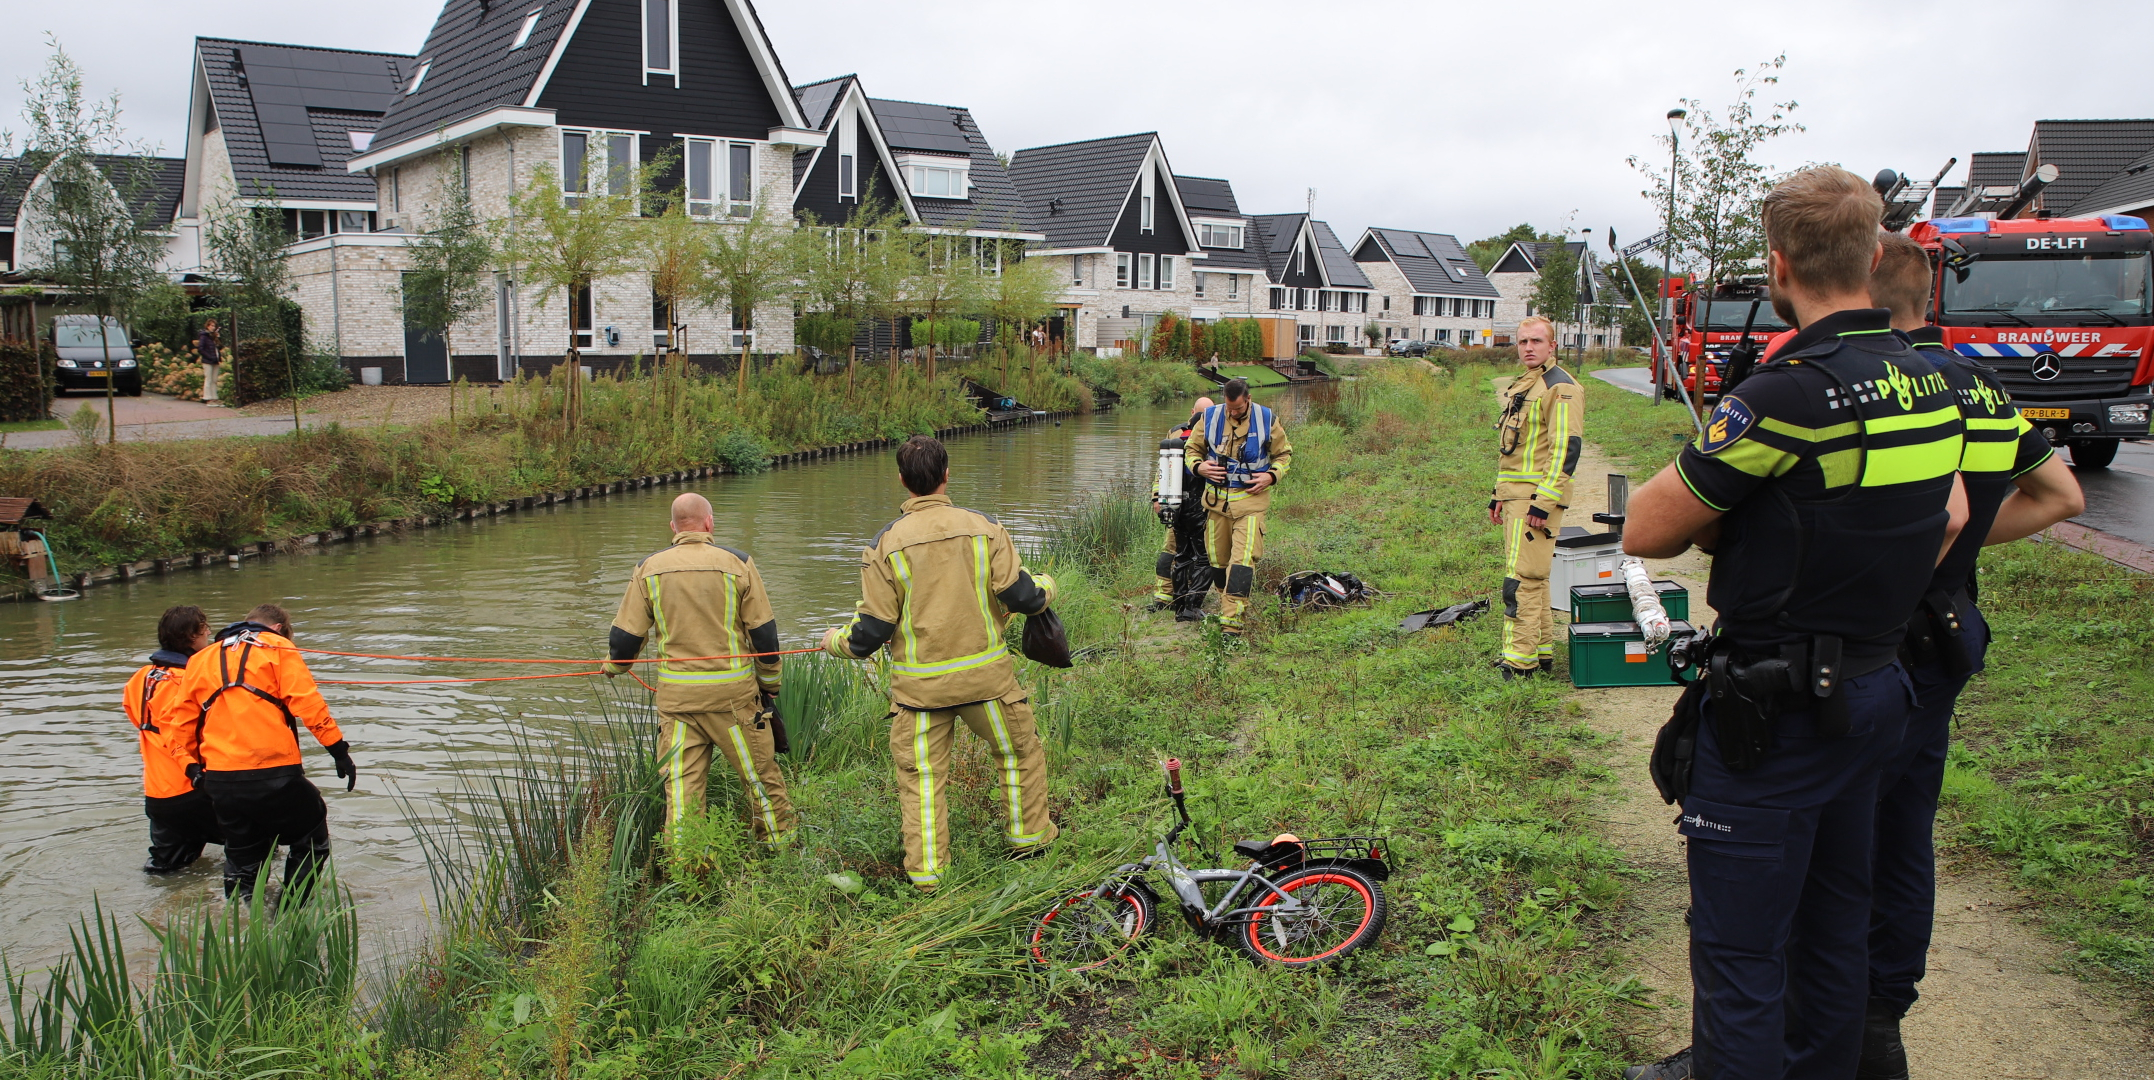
1164, 758, 1183, 796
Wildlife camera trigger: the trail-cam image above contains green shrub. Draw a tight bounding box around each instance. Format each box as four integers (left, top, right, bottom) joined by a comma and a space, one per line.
0, 339, 53, 422
710, 428, 771, 473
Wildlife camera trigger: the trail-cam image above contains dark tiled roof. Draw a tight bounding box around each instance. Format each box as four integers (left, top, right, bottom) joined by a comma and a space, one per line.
198, 37, 412, 203
1174, 175, 1262, 274
2027, 119, 2154, 215
101, 156, 187, 228
2068, 145, 2154, 216
1930, 186, 1965, 218
1009, 133, 1153, 249
1361, 228, 1497, 298
0, 158, 25, 226
1965, 151, 2027, 192
1311, 220, 1371, 289
1250, 212, 1304, 281
368, 0, 573, 151
868, 97, 1027, 234
1500, 241, 1621, 302
794, 75, 848, 131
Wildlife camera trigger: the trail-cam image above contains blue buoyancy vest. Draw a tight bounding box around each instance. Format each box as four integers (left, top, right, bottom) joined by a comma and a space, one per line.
1202, 403, 1274, 489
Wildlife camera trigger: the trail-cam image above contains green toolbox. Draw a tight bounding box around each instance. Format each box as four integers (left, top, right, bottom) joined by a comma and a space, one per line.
1567, 580, 1689, 624
1567, 620, 1694, 688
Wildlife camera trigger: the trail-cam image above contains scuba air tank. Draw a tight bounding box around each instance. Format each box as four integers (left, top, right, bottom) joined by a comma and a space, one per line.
1158, 435, 1187, 509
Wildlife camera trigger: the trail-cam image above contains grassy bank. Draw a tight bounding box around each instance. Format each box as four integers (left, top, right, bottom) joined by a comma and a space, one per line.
1, 361, 1660, 1078
0, 355, 1196, 583
1584, 367, 2154, 1004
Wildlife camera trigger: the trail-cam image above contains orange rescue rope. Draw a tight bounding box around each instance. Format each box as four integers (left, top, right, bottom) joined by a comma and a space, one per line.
271, 644, 821, 666
315, 670, 611, 686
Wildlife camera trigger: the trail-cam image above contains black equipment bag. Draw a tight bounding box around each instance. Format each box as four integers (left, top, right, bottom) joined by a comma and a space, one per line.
1650, 677, 1709, 804
1021, 608, 1074, 669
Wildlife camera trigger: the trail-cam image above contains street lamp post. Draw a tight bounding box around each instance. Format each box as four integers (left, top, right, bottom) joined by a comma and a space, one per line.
1656, 107, 1686, 405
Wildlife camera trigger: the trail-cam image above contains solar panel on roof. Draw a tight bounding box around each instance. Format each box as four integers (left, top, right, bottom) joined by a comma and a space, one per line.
871, 99, 973, 155
240, 45, 402, 168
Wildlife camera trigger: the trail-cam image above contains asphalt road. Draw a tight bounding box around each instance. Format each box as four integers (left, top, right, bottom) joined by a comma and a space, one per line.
1594, 366, 2154, 552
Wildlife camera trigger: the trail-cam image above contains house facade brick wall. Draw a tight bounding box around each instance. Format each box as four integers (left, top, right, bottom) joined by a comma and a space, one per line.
1360, 259, 1496, 347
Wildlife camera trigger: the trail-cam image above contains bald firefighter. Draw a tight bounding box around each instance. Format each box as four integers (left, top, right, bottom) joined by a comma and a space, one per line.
607, 492, 793, 843
1184, 378, 1293, 638
168, 603, 354, 899
124, 604, 223, 874
821, 436, 1059, 889
1490, 315, 1584, 678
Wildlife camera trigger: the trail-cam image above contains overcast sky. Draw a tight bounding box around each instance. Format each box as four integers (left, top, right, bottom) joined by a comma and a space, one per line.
6, 0, 2151, 257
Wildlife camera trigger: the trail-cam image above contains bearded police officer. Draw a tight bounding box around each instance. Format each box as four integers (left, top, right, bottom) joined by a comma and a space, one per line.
1184, 379, 1293, 639
1620, 167, 1971, 1080
1490, 315, 1584, 678
821, 436, 1059, 889
1856, 234, 2083, 1080
608, 492, 794, 845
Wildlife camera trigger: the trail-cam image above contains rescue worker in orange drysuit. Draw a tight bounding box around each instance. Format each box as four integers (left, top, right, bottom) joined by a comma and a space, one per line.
168, 603, 356, 899
124, 605, 224, 873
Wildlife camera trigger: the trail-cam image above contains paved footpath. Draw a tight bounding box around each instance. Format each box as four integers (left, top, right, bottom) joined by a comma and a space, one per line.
9, 394, 314, 449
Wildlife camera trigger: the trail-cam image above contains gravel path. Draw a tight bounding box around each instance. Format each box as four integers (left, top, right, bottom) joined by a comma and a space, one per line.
5, 387, 463, 450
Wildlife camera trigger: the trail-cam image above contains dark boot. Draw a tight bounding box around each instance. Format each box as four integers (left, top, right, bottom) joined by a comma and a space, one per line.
1857, 997, 1910, 1080
1622, 1046, 1692, 1080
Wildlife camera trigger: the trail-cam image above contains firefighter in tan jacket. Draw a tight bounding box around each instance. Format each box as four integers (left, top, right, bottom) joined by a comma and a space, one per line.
1182, 378, 1293, 637
608, 492, 793, 842
821, 436, 1059, 889
1489, 316, 1585, 678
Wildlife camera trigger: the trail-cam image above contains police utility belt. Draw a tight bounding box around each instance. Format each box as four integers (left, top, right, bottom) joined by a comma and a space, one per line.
1650, 629, 1895, 804
1900, 585, 1973, 679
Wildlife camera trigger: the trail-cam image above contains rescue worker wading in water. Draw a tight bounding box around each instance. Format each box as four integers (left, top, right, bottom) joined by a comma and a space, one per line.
1490, 315, 1584, 678
168, 604, 355, 900
124, 605, 223, 874
1150, 395, 1215, 621
821, 436, 1059, 889
1184, 378, 1293, 639
607, 492, 793, 843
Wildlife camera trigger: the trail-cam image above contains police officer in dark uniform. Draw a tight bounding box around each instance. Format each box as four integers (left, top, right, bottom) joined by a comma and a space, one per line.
1619, 167, 1970, 1080
1856, 234, 2084, 1079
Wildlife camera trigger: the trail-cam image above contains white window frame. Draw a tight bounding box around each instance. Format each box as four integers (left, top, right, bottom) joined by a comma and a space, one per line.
1295, 244, 1306, 275
839, 153, 856, 200
1227, 274, 1238, 300
561, 129, 640, 209
511, 9, 542, 50
1117, 253, 1132, 289
1196, 221, 1244, 249
1137, 253, 1154, 290
1269, 287, 1285, 310
1072, 254, 1083, 286
1157, 255, 1173, 291
909, 164, 964, 199
1298, 324, 1315, 343
406, 61, 430, 96
1193, 271, 1206, 298
642, 0, 679, 86
1140, 167, 1156, 234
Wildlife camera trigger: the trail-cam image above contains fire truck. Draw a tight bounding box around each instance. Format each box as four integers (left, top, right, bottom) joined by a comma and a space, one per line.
1662, 277, 1789, 401
1878, 162, 2153, 469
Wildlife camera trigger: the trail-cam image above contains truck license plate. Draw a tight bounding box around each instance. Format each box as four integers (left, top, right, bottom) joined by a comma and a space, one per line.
2020, 407, 2069, 420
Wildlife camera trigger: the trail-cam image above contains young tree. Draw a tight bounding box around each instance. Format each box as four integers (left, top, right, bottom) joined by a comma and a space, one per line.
699, 196, 797, 394
908, 231, 986, 381
505, 149, 644, 429
791, 200, 906, 391
1630, 55, 1801, 292
979, 242, 1060, 375
16, 37, 170, 444
1528, 241, 1580, 340
204, 190, 297, 427
401, 153, 495, 427
645, 199, 704, 369
1467, 223, 1558, 272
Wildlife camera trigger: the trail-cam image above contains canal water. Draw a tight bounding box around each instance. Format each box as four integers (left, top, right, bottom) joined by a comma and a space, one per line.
0, 390, 1298, 971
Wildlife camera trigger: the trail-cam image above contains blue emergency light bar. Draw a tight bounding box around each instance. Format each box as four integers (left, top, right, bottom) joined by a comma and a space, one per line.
1927, 218, 1991, 234
2102, 215, 2150, 231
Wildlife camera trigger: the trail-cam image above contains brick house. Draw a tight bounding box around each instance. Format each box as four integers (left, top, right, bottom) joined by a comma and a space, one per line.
1349, 227, 1498, 348
1252, 213, 1374, 351
1487, 240, 1624, 349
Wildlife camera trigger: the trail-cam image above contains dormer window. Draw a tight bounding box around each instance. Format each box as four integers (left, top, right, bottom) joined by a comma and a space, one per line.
405, 60, 430, 96
511, 9, 542, 50
897, 154, 968, 200
1197, 221, 1243, 249
644, 0, 678, 84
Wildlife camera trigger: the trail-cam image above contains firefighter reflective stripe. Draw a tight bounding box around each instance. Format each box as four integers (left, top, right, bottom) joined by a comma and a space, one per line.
649, 573, 753, 685
911, 709, 940, 885
1536, 398, 1573, 502
666, 718, 689, 827
728, 721, 782, 839
983, 698, 1029, 845
885, 540, 1010, 679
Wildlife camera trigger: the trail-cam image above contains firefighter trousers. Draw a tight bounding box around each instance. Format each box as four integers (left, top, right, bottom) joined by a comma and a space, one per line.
890, 696, 1057, 888
1204, 510, 1265, 633
660, 703, 796, 843
1499, 501, 1562, 669
1153, 507, 1210, 616
144, 790, 223, 874
201, 770, 330, 902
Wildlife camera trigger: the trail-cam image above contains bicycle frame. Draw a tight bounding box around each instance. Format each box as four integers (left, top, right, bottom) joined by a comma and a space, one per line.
1086, 764, 1308, 936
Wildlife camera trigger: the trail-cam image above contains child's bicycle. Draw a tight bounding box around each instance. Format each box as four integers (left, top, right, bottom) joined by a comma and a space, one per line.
1029, 757, 1391, 970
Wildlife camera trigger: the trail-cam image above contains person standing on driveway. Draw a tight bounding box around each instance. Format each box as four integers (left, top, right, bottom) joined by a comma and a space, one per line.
1489, 315, 1583, 678
124, 605, 223, 874
1619, 166, 1969, 1080
607, 492, 793, 844
196, 318, 223, 405
821, 436, 1059, 889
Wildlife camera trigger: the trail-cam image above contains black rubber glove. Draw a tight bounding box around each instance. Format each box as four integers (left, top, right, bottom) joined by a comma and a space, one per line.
760, 692, 781, 723
326, 739, 357, 792
186, 762, 204, 788
1526, 506, 1550, 531
1157, 504, 1175, 526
